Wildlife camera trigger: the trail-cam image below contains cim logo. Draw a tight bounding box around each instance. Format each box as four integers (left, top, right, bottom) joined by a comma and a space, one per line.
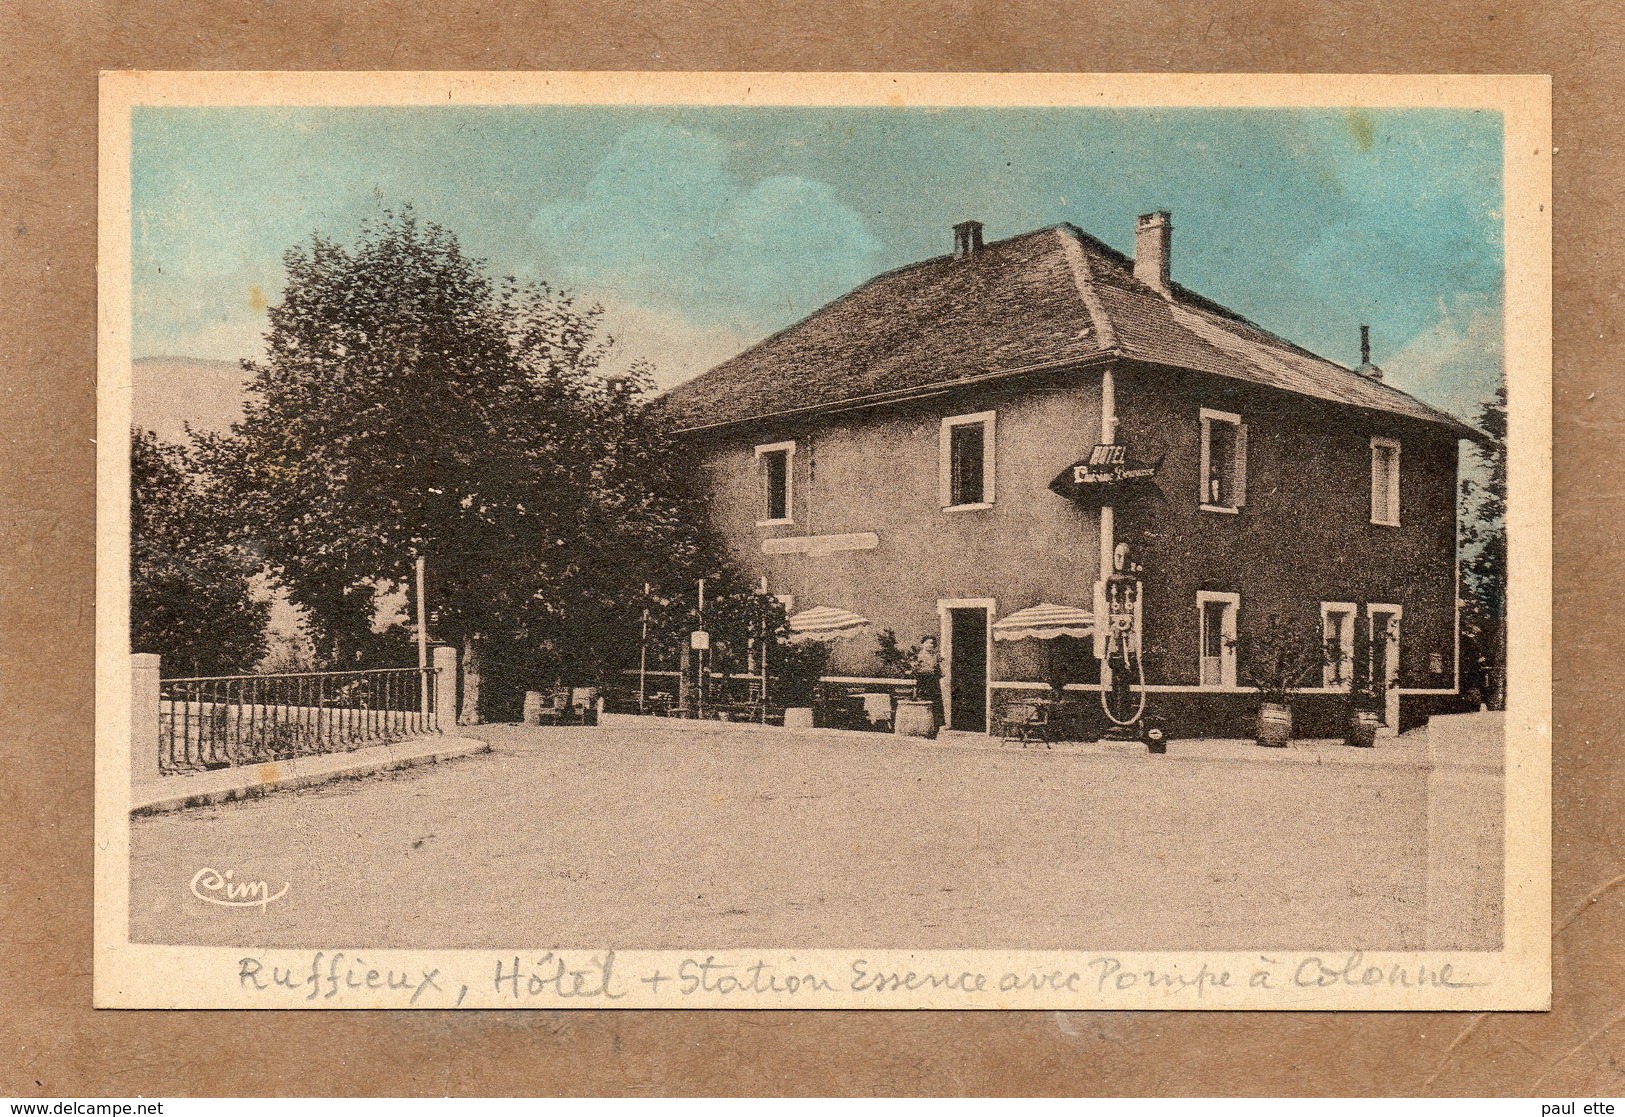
190, 867, 289, 910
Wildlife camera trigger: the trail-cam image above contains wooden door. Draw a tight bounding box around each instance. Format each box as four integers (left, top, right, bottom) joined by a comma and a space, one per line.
948, 608, 989, 732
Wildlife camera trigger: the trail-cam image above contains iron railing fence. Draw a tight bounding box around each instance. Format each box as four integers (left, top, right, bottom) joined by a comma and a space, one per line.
158, 666, 440, 775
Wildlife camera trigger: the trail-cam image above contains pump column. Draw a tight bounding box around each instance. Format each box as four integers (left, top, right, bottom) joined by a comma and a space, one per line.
1098, 365, 1117, 683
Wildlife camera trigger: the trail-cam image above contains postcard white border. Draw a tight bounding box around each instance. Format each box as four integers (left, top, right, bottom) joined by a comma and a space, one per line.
95, 70, 1552, 1010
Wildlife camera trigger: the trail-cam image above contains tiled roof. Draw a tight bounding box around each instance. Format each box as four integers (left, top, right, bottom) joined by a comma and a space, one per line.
657, 223, 1479, 440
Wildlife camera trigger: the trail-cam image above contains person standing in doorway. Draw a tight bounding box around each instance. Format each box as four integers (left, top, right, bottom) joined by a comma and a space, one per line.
914, 635, 944, 735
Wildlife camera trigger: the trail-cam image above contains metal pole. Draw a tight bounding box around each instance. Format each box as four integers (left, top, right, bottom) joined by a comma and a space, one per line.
415, 554, 430, 724
696, 578, 706, 719
639, 582, 650, 713
759, 575, 769, 723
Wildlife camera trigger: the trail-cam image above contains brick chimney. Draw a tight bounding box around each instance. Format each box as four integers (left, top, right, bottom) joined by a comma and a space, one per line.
1356, 324, 1383, 380
1134, 211, 1172, 294
953, 220, 984, 259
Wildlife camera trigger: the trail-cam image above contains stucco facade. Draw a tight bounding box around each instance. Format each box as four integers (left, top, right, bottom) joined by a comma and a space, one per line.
1110, 361, 1462, 736
693, 369, 1105, 687
1114, 360, 1460, 694
685, 357, 1463, 737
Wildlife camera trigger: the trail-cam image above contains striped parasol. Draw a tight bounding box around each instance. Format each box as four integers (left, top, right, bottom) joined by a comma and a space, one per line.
787, 605, 872, 643
992, 602, 1096, 642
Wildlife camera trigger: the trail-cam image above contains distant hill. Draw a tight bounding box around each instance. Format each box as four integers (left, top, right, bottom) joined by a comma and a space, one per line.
131, 356, 250, 442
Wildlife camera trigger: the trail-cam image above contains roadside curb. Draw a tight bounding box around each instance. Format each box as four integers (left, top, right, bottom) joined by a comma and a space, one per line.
130, 737, 490, 816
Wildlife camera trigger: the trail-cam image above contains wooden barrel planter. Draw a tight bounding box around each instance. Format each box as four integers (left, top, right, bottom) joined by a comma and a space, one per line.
894, 699, 937, 739
1254, 702, 1292, 748
1345, 707, 1381, 748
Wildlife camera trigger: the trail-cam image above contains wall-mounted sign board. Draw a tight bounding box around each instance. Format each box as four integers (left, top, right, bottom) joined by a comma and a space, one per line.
1049, 445, 1164, 507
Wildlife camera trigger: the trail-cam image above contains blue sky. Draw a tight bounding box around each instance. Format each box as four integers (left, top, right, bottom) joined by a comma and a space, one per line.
132, 105, 1504, 419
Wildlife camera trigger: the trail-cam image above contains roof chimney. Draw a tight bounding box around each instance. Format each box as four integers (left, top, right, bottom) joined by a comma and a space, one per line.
953, 220, 984, 259
1134, 211, 1172, 294
1356, 324, 1383, 380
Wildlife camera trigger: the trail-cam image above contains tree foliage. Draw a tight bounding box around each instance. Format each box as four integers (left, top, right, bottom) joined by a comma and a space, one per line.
874, 628, 920, 678
213, 209, 727, 717
1458, 383, 1507, 707
131, 428, 270, 675
1233, 612, 1323, 705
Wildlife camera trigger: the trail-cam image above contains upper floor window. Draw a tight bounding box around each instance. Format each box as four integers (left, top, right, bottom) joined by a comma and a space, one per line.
940, 411, 996, 511
1199, 407, 1248, 513
755, 440, 795, 525
1370, 437, 1401, 526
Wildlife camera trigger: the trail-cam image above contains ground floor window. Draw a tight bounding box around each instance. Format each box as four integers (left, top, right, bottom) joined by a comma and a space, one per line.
1321, 602, 1356, 687
1196, 591, 1239, 688
1368, 605, 1402, 686
1368, 605, 1403, 727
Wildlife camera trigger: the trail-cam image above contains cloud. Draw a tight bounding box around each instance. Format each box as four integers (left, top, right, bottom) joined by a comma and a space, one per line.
528, 122, 883, 337
592, 298, 754, 391
713, 175, 886, 321
1381, 292, 1503, 422
133, 253, 278, 364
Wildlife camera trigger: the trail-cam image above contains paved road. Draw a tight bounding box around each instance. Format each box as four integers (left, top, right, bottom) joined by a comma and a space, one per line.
131, 720, 1443, 951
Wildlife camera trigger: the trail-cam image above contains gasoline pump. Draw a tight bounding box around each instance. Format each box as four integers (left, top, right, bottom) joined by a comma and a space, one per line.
1094, 542, 1158, 745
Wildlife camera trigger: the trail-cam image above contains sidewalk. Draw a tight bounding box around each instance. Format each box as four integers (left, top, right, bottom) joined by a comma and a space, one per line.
130, 735, 490, 815
597, 711, 1435, 768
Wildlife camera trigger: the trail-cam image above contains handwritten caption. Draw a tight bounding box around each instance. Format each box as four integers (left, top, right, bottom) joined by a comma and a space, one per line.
234, 950, 1485, 1007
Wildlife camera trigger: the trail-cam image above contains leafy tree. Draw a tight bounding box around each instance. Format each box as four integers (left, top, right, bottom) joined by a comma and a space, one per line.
1458, 383, 1507, 708
214, 209, 721, 721
131, 428, 269, 675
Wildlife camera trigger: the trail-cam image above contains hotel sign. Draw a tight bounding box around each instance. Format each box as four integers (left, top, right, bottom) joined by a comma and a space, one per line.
1049, 444, 1164, 506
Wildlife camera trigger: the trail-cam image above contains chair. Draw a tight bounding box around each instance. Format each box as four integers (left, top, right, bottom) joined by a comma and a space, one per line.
570, 687, 600, 726
997, 700, 1052, 747
531, 687, 570, 726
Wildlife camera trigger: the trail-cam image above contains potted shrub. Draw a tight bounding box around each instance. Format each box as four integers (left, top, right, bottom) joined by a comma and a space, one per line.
874, 628, 918, 679
1342, 605, 1385, 748
1344, 676, 1383, 748
1235, 614, 1322, 748
876, 627, 940, 738
868, 628, 920, 731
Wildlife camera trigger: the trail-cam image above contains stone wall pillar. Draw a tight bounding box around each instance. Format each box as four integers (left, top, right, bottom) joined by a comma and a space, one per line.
432, 644, 458, 733
130, 653, 161, 786
1424, 711, 1504, 950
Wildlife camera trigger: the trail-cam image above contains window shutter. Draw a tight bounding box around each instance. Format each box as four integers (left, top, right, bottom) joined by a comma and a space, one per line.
1322, 611, 1335, 687
1198, 417, 1212, 505
1371, 446, 1384, 522
1388, 443, 1400, 523
1371, 443, 1397, 524
1233, 423, 1248, 507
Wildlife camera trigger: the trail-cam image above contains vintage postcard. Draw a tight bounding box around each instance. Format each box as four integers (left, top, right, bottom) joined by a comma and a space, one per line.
95, 71, 1551, 1010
